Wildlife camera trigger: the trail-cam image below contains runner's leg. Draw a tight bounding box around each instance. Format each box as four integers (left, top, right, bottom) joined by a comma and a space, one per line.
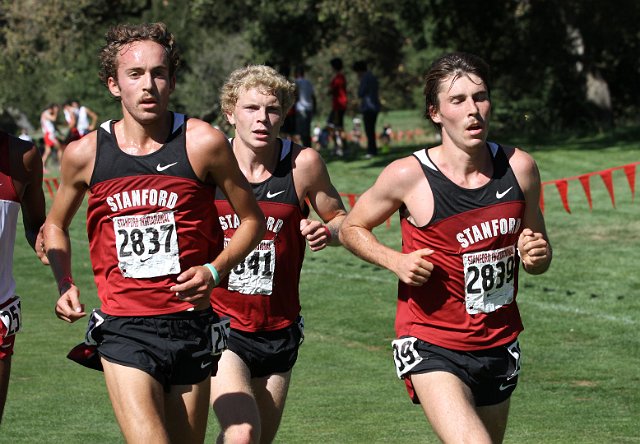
102, 358, 170, 444
211, 350, 261, 443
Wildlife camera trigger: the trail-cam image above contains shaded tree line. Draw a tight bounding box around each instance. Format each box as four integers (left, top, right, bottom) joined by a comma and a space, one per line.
1, 0, 638, 135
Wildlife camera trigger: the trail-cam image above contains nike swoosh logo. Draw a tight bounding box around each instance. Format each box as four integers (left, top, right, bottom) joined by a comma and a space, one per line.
156, 162, 178, 172
266, 190, 285, 199
496, 187, 513, 199
499, 382, 516, 391
201, 361, 212, 369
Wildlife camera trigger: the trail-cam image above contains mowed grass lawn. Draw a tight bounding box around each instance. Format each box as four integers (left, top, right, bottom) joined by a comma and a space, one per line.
3, 124, 639, 443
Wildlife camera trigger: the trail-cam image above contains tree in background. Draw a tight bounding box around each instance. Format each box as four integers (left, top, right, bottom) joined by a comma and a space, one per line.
1, 0, 639, 135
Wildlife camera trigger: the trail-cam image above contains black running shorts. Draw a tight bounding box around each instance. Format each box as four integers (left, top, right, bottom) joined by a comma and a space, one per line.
227, 316, 304, 378
94, 308, 219, 389
397, 337, 521, 407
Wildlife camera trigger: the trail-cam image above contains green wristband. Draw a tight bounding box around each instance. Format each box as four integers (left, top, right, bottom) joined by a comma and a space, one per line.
203, 263, 220, 287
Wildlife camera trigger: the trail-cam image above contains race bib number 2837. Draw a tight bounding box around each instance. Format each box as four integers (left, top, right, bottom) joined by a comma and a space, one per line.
113, 211, 181, 278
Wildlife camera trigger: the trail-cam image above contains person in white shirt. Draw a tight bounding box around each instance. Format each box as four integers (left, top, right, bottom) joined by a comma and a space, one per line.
294, 65, 316, 147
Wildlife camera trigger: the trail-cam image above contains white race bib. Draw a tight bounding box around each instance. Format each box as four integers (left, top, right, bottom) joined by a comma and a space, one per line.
463, 245, 516, 314
227, 238, 276, 295
391, 337, 423, 379
113, 211, 180, 278
0, 297, 21, 337
211, 317, 231, 356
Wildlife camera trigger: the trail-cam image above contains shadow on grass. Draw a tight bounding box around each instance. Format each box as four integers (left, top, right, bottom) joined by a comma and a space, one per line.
493, 124, 640, 152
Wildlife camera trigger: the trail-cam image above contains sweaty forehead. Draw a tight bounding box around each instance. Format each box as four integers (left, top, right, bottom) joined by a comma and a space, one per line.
440, 72, 485, 94
117, 40, 167, 66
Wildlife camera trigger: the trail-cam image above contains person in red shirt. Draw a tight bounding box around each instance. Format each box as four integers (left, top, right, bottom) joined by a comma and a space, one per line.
340, 52, 552, 444
327, 57, 348, 156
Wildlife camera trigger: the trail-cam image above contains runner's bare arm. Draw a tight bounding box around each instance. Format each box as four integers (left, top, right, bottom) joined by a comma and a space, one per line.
11, 137, 46, 252
171, 121, 265, 303
510, 148, 552, 274
340, 159, 434, 285
295, 147, 347, 251
44, 136, 94, 321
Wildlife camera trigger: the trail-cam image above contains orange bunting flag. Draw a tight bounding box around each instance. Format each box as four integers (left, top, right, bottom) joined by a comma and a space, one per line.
578, 175, 593, 210
599, 169, 615, 208
623, 164, 636, 201
554, 179, 571, 213
542, 162, 638, 214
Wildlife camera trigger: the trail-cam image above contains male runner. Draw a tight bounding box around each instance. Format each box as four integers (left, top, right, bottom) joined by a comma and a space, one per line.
211, 65, 347, 443
43, 23, 264, 443
340, 52, 552, 444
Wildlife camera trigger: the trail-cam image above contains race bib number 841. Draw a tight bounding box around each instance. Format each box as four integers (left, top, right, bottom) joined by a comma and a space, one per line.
227, 238, 276, 295
113, 211, 181, 278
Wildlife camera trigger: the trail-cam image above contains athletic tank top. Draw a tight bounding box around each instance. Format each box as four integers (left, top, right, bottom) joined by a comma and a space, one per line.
212, 138, 309, 332
87, 113, 223, 316
0, 132, 20, 303
396, 142, 526, 350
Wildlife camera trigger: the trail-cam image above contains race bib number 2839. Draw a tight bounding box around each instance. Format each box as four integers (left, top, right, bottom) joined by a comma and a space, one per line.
113, 211, 181, 278
463, 245, 516, 314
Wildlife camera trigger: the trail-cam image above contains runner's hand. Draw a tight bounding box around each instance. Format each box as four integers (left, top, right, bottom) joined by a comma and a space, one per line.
300, 219, 330, 251
393, 248, 434, 286
171, 266, 214, 310
55, 285, 85, 323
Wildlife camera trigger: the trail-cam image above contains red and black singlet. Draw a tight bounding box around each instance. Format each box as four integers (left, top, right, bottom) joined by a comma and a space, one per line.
396, 142, 526, 351
87, 113, 223, 316
212, 138, 308, 332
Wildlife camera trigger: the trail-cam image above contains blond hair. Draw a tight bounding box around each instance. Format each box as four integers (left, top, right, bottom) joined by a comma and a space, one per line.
220, 65, 296, 115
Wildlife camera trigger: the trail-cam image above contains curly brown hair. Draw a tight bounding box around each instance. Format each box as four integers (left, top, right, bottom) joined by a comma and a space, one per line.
98, 22, 180, 87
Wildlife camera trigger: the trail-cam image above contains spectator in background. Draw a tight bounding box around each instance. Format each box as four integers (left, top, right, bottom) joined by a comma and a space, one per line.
63, 100, 81, 146
40, 103, 61, 173
380, 123, 393, 154
294, 65, 316, 147
327, 57, 347, 156
71, 100, 98, 136
278, 65, 296, 140
353, 60, 380, 158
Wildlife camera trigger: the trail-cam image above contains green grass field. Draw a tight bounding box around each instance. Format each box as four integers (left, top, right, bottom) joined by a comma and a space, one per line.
3, 124, 640, 443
